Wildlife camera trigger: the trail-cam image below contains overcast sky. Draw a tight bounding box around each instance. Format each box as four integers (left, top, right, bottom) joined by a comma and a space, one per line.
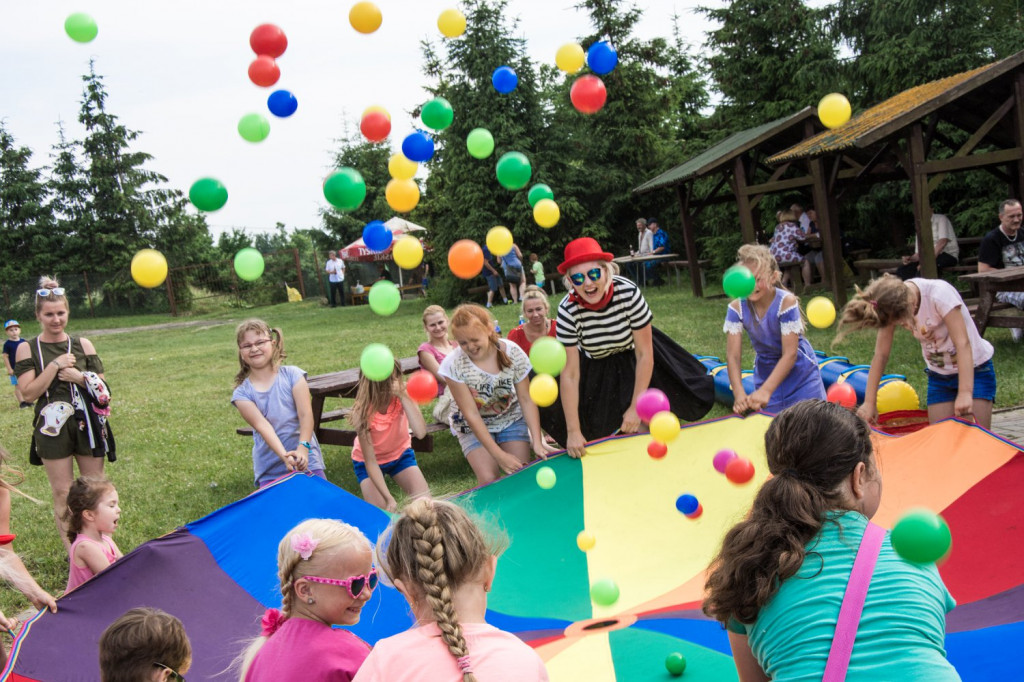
0, 1, 713, 238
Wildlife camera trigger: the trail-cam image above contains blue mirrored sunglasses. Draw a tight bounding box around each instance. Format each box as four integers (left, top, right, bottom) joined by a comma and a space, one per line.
569, 268, 603, 286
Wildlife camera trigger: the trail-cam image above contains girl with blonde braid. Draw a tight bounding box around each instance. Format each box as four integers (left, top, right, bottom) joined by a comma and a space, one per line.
238, 519, 375, 681
354, 499, 548, 682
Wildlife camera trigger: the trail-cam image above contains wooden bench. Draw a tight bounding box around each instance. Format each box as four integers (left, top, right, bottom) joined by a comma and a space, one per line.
853, 258, 901, 279
236, 407, 447, 451
666, 259, 710, 289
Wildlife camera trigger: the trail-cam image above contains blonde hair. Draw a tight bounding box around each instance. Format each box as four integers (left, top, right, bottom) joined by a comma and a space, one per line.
377, 499, 507, 682
422, 305, 448, 327
736, 244, 781, 288
777, 209, 798, 224
35, 275, 69, 315
519, 286, 549, 317
450, 305, 511, 370
834, 274, 914, 346
237, 519, 372, 679
349, 360, 402, 431
561, 260, 620, 291
234, 319, 286, 386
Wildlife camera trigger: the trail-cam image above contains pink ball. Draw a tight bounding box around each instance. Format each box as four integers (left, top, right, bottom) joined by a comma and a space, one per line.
713, 449, 738, 474
637, 388, 671, 423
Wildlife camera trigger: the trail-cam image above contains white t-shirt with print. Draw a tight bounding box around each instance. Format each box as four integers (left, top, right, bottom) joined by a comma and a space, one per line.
909, 278, 993, 375
437, 339, 532, 435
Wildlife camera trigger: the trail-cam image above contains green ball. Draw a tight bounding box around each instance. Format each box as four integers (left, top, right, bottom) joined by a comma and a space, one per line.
421, 97, 454, 131
665, 652, 687, 676
64, 13, 98, 43
527, 183, 554, 207
722, 264, 756, 299
323, 168, 367, 212
360, 343, 395, 382
368, 281, 401, 316
238, 113, 270, 143
891, 508, 952, 564
529, 337, 567, 377
188, 178, 228, 212
466, 128, 495, 159
589, 578, 620, 606
234, 248, 265, 282
495, 151, 532, 190
536, 466, 556, 489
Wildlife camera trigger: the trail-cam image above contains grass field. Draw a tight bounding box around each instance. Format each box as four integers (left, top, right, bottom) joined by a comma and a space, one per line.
1, 283, 1022, 615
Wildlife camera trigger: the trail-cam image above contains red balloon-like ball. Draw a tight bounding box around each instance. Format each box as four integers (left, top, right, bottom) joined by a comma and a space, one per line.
360, 111, 392, 143
248, 56, 281, 87
826, 382, 857, 409
685, 503, 703, 519
570, 75, 607, 114
647, 441, 668, 459
250, 24, 288, 58
406, 370, 438, 404
725, 456, 755, 484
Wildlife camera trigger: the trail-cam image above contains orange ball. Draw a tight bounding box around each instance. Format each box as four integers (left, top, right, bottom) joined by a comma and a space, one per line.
448, 240, 484, 279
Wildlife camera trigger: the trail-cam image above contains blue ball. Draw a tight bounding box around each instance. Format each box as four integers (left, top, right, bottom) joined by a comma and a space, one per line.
675, 493, 699, 515
402, 131, 435, 163
362, 220, 393, 252
267, 89, 298, 118
587, 41, 618, 75
491, 66, 518, 94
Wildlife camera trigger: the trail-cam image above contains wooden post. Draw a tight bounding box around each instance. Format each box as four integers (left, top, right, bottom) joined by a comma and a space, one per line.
733, 156, 757, 244
292, 248, 306, 298
675, 184, 703, 297
1013, 73, 1024, 200
908, 123, 937, 278
312, 251, 326, 301
165, 268, 177, 317
809, 156, 846, 306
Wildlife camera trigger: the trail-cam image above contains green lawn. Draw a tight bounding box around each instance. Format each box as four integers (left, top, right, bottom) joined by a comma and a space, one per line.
2, 284, 1022, 614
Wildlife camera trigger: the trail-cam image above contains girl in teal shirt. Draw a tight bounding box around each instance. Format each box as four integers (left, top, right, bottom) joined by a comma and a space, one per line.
704, 401, 959, 681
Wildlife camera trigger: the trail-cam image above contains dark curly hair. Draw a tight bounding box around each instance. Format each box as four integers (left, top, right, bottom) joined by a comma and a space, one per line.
703, 400, 874, 626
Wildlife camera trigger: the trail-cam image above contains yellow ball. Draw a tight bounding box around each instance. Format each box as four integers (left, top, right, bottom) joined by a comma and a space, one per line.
437, 8, 466, 38
877, 380, 920, 414
649, 410, 680, 444
533, 198, 560, 229
349, 2, 382, 34
818, 92, 852, 129
388, 153, 417, 180
363, 105, 391, 121
131, 249, 168, 289
556, 43, 585, 73
385, 178, 420, 213
529, 374, 559, 408
806, 296, 837, 328
576, 530, 596, 552
392, 235, 424, 270
486, 226, 514, 257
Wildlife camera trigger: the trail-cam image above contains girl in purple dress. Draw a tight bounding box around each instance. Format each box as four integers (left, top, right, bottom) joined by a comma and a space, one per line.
723, 245, 826, 414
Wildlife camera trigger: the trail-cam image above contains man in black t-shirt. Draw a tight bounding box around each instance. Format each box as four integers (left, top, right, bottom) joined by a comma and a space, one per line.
978, 199, 1024, 340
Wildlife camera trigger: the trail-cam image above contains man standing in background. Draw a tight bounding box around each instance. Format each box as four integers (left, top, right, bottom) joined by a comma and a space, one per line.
325, 250, 346, 307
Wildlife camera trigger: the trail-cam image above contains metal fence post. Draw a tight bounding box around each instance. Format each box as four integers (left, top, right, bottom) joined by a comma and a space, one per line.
165, 269, 178, 317
82, 271, 96, 318
312, 251, 325, 301
292, 248, 306, 299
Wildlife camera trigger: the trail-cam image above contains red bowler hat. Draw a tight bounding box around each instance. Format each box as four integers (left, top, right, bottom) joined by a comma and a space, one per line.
558, 237, 614, 274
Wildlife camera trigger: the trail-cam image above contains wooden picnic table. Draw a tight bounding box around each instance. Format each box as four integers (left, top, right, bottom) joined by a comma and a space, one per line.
237, 356, 446, 451
612, 253, 679, 288
959, 266, 1024, 336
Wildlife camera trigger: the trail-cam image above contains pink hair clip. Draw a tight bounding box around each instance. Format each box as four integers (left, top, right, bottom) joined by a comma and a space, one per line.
291, 532, 319, 560
869, 299, 878, 309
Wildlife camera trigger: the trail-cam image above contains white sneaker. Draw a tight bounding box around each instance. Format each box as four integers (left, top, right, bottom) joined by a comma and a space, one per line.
1012, 328, 1023, 343
486, 302, 493, 309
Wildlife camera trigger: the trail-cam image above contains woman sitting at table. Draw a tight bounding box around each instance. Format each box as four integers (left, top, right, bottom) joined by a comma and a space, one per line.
541, 238, 715, 456
507, 286, 556, 355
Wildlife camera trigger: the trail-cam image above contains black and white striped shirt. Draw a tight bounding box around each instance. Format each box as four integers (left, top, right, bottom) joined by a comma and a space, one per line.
556, 275, 653, 359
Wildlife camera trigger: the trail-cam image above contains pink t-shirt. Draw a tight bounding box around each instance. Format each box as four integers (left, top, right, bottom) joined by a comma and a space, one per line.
66, 533, 118, 592
353, 622, 548, 682
418, 342, 450, 396
909, 278, 994, 375
246, 617, 370, 682
506, 319, 557, 356
350, 398, 411, 464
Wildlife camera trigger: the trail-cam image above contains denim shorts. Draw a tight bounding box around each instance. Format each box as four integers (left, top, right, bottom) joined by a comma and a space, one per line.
485, 273, 503, 292
925, 359, 996, 405
352, 448, 418, 483
456, 417, 530, 455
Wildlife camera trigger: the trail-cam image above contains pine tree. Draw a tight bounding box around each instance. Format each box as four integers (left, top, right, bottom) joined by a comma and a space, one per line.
48, 122, 91, 273
0, 124, 54, 284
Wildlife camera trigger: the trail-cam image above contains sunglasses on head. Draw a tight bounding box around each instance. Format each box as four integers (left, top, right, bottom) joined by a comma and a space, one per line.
303, 568, 379, 599
36, 288, 66, 297
153, 662, 185, 681
569, 268, 603, 286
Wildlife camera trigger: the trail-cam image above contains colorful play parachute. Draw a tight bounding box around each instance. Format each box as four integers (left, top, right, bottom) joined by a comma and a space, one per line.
4, 415, 1021, 680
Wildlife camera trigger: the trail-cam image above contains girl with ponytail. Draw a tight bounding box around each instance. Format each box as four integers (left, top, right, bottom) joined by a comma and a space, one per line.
704, 400, 959, 680
354, 499, 548, 682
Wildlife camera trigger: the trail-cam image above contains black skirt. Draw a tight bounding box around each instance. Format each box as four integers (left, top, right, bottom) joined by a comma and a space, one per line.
540, 326, 715, 444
